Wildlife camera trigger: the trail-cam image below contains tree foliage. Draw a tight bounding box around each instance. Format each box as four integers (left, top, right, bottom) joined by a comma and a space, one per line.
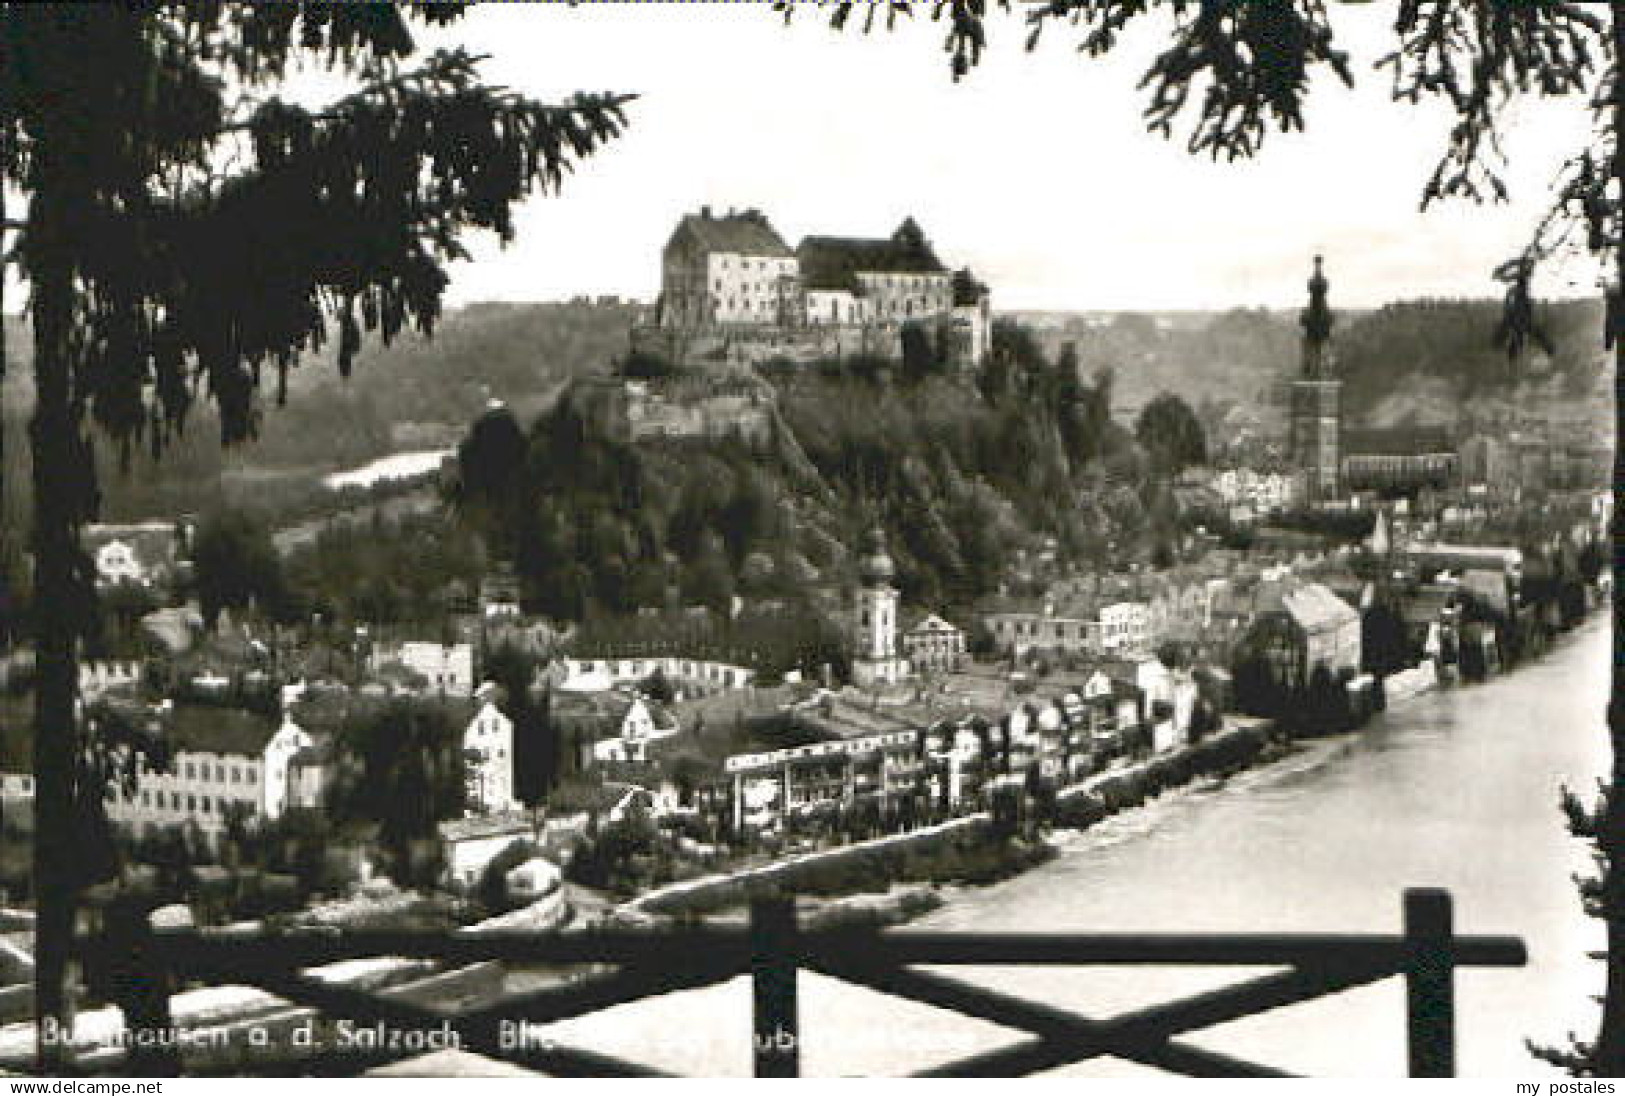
1, 4, 629, 1058
329, 698, 467, 863
191, 509, 287, 629
1134, 392, 1207, 477
481, 642, 559, 805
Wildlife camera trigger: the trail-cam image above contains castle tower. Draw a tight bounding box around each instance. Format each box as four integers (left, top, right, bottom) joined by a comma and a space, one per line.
1289, 255, 1343, 505
851, 527, 910, 688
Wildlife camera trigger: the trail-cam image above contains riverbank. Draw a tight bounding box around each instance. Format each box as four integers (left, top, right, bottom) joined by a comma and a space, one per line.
617, 718, 1286, 925
612, 613, 1592, 929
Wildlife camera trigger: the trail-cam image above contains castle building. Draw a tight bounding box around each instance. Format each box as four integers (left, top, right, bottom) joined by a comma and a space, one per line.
649, 207, 992, 369
658, 206, 801, 328
851, 528, 910, 688
797, 217, 954, 328
950, 268, 993, 367
1288, 255, 1342, 505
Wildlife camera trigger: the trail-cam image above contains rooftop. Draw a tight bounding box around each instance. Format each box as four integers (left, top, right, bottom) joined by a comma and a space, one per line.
1260, 582, 1360, 633
167, 703, 280, 758
670, 207, 793, 258
798, 218, 947, 290
952, 267, 989, 306
1344, 425, 1457, 457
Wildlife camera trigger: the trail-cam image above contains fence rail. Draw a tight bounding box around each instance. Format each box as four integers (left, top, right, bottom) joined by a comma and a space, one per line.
55, 886, 1524, 1077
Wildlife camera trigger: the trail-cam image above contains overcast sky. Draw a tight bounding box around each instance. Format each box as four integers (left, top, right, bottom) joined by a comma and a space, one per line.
421, 3, 1600, 313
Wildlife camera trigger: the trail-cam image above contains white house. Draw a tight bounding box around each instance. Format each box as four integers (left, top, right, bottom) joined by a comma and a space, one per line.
0, 770, 34, 804
1136, 657, 1200, 754
94, 540, 146, 587
1098, 601, 1151, 657
464, 683, 518, 815
394, 641, 475, 695
902, 614, 967, 674
588, 695, 680, 764
261, 713, 315, 821
97, 702, 289, 837
84, 521, 186, 590
79, 660, 143, 699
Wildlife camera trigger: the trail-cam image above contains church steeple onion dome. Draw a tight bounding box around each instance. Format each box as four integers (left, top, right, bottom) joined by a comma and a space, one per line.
857, 526, 895, 587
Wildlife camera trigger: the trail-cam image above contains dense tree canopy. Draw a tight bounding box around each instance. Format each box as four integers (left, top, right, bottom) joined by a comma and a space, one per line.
191, 510, 287, 629
329, 698, 467, 862
1135, 392, 1208, 477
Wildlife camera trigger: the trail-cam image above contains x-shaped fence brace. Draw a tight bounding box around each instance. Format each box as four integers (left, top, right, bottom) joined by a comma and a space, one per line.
73, 886, 1521, 1078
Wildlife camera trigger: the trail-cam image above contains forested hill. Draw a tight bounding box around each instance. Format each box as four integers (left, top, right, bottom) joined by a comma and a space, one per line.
440, 294, 1610, 640
1, 299, 639, 521
3, 299, 638, 439
1338, 297, 1607, 439
0, 294, 1606, 528
3, 294, 1603, 448
1020, 296, 1607, 438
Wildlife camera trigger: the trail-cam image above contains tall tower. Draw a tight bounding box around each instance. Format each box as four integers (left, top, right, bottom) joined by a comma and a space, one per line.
851, 527, 909, 688
1289, 255, 1342, 505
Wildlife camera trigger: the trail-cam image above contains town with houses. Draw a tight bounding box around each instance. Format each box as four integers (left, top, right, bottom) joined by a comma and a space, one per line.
0, 207, 1613, 1065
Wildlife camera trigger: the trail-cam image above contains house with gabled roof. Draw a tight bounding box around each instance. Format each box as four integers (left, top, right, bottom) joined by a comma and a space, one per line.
551, 688, 679, 769
464, 682, 518, 816
83, 521, 190, 592
901, 613, 967, 674
658, 206, 800, 328
1238, 581, 1362, 699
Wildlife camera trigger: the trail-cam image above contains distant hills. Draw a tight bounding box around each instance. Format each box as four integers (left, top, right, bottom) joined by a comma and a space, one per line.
1014, 298, 1609, 446
0, 293, 1610, 527
2, 300, 641, 521
4, 298, 641, 440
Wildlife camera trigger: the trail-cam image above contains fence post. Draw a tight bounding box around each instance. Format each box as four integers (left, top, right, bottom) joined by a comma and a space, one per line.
750, 894, 799, 1078
102, 898, 179, 1076
1404, 887, 1455, 1077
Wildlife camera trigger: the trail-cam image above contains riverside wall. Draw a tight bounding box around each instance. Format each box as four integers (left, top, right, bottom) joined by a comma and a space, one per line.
624, 719, 1284, 920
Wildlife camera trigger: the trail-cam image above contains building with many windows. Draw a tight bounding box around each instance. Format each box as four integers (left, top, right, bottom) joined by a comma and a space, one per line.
985, 603, 1101, 659
100, 702, 296, 838
646, 207, 992, 369
657, 206, 801, 328
902, 614, 967, 675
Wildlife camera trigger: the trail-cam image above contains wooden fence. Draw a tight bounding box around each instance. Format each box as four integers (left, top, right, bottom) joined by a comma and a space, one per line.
52, 886, 1523, 1077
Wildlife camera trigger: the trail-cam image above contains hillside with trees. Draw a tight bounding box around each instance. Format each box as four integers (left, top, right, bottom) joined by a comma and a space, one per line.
0, 299, 637, 524
1, 295, 1603, 535
1026, 296, 1607, 439
439, 319, 1186, 642
280, 295, 1612, 649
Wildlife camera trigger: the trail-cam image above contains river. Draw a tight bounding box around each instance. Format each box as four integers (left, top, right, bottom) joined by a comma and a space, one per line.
523, 616, 1611, 1077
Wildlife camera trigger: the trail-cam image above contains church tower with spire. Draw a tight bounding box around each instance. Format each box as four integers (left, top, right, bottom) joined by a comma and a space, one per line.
851, 527, 909, 688
1288, 255, 1343, 504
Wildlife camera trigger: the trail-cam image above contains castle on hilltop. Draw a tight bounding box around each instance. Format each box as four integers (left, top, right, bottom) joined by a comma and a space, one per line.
632, 206, 992, 372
